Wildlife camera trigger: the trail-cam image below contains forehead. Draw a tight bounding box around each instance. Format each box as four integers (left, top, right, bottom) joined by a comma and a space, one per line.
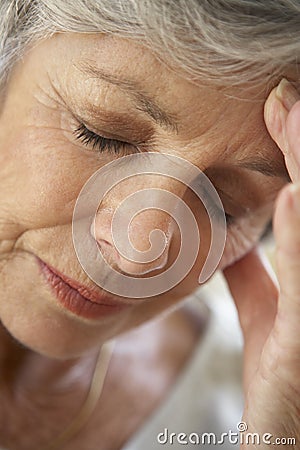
14, 32, 285, 179
49, 35, 257, 117
47, 34, 265, 137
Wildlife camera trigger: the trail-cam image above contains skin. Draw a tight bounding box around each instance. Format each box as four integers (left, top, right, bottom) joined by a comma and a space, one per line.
224, 81, 300, 448
0, 33, 299, 447
0, 33, 286, 357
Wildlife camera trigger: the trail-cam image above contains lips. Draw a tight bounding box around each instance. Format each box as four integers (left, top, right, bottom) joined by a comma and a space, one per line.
38, 259, 130, 320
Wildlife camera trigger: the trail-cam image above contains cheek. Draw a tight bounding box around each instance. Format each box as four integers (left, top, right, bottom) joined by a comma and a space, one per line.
0, 126, 102, 233
220, 204, 273, 269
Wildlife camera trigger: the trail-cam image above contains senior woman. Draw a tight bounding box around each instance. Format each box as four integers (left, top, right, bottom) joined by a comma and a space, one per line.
1, 0, 300, 448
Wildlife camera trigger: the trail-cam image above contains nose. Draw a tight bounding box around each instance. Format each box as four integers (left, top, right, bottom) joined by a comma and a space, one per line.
93, 204, 174, 276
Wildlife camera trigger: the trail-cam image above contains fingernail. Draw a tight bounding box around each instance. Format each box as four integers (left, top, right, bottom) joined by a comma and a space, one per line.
290, 183, 300, 215
276, 78, 300, 111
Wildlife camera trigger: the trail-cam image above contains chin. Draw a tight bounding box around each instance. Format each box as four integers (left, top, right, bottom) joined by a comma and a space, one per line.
1, 280, 128, 358
1, 310, 110, 359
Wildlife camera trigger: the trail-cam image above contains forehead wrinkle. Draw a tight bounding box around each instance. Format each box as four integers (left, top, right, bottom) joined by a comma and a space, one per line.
77, 61, 178, 133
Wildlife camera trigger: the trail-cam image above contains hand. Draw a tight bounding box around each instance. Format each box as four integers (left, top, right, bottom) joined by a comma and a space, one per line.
223, 79, 300, 448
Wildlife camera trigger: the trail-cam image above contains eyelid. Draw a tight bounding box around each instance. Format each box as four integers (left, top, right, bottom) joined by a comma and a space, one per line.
73, 108, 154, 144
77, 110, 153, 150
73, 121, 149, 158
216, 187, 250, 218
77, 122, 132, 146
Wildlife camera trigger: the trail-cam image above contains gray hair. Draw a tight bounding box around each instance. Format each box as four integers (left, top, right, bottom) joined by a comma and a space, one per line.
1, 0, 300, 88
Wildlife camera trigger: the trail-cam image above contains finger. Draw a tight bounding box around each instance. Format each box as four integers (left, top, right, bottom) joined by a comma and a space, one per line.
264, 78, 300, 182
273, 182, 300, 350
224, 248, 278, 387
264, 82, 290, 154
286, 101, 300, 171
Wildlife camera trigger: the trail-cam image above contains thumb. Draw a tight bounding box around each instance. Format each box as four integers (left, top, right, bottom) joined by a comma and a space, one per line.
264, 78, 300, 182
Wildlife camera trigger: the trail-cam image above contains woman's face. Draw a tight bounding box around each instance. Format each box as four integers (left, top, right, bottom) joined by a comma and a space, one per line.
0, 33, 287, 358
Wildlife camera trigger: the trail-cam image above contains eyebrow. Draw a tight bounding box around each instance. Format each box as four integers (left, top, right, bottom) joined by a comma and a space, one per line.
237, 154, 290, 181
79, 62, 178, 133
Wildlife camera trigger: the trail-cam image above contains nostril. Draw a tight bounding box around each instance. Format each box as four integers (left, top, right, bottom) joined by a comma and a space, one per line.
92, 208, 172, 276
96, 237, 170, 276
96, 238, 120, 268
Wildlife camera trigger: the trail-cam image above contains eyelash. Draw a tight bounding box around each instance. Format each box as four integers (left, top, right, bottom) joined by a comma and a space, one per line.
74, 123, 136, 156
193, 182, 235, 227
208, 203, 235, 227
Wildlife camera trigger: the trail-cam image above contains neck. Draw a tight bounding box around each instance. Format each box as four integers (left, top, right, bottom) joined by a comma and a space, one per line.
0, 322, 98, 393
0, 322, 104, 449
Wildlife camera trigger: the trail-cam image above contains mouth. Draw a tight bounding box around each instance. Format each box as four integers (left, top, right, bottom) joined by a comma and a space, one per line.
38, 258, 132, 320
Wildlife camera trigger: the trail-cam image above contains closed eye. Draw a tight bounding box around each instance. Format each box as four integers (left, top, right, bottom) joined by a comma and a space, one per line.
74, 123, 139, 155
74, 123, 235, 226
